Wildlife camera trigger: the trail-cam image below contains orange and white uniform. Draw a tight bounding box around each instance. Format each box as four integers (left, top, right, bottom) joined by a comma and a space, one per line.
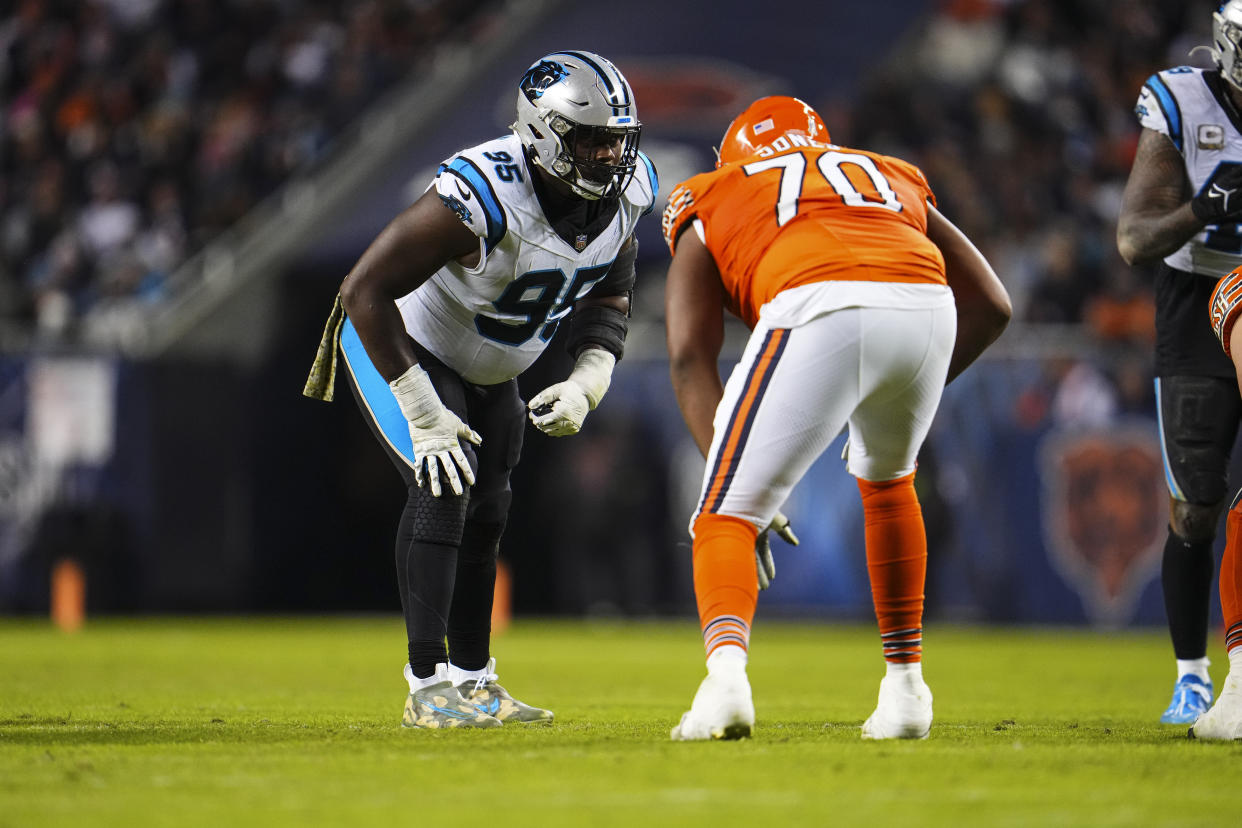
663, 140, 956, 526
1211, 266, 1242, 359
1210, 268, 1242, 665
663, 139, 946, 329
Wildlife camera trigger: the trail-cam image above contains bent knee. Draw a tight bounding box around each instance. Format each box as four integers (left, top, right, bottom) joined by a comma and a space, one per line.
1170, 498, 1224, 543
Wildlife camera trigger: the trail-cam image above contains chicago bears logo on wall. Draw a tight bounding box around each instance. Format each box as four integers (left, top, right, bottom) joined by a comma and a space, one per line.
520, 60, 568, 101
1039, 424, 1166, 627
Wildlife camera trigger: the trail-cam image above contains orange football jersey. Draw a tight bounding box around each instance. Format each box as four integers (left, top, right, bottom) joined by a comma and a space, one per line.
662, 140, 947, 328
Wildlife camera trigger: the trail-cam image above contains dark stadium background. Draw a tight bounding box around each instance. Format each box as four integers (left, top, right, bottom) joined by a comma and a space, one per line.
1, 0, 1234, 629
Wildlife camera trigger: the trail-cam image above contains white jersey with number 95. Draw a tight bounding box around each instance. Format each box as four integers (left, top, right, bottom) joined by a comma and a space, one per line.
396, 133, 657, 385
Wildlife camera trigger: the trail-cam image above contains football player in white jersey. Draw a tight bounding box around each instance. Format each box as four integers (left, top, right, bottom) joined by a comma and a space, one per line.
304, 51, 657, 728
1117, 1, 1242, 726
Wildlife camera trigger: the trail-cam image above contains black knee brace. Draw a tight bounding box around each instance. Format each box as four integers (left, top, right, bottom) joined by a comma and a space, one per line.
1170, 499, 1224, 544
406, 485, 469, 547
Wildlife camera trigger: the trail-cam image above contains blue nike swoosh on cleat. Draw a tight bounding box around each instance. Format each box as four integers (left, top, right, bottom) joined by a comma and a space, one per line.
420, 701, 472, 719
473, 698, 500, 715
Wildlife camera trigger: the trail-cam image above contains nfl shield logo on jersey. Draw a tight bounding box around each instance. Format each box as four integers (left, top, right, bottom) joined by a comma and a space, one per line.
574, 233, 589, 251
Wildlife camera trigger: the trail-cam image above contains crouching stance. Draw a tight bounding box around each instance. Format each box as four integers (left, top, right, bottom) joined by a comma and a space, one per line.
1190, 266, 1242, 739
304, 51, 656, 728
662, 96, 1009, 740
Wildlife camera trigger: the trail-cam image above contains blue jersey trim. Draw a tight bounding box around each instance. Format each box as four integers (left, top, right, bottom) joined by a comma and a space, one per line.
1154, 377, 1187, 501
637, 151, 659, 216
1145, 74, 1183, 153
444, 157, 507, 253
340, 318, 416, 470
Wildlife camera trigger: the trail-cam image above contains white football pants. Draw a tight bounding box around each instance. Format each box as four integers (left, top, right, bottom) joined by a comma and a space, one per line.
692, 282, 956, 533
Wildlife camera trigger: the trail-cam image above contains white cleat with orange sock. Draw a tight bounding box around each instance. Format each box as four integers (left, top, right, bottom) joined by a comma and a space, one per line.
861, 663, 933, 740
1190, 668, 1242, 740
671, 646, 755, 741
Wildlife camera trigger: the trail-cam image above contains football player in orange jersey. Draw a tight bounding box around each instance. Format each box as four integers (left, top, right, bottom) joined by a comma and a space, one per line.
663, 96, 1010, 741
1192, 266, 1242, 738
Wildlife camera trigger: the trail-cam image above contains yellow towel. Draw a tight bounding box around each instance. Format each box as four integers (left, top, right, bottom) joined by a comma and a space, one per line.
303, 293, 345, 402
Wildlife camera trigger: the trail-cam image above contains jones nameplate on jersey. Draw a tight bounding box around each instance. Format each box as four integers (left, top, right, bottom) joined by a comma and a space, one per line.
1199, 124, 1226, 150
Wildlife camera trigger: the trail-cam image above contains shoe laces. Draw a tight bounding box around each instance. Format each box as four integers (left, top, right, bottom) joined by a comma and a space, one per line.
1185, 682, 1212, 704
472, 656, 499, 695
1174, 678, 1211, 708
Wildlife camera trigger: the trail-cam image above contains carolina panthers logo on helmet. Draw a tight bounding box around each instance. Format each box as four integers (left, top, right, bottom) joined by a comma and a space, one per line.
520, 60, 568, 102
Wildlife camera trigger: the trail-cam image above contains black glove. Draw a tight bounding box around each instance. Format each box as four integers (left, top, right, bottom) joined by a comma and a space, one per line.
1191, 164, 1242, 223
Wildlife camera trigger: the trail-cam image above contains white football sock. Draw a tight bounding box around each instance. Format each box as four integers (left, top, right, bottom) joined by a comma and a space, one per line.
706, 644, 747, 675
885, 661, 924, 681
404, 663, 449, 692
1176, 657, 1211, 682
1229, 648, 1242, 673
448, 663, 489, 686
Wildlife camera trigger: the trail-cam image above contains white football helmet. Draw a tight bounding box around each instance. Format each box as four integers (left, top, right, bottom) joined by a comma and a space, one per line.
1213, 1, 1242, 90
512, 51, 641, 200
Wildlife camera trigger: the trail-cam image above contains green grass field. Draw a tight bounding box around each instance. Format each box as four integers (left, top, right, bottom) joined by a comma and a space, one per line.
0, 617, 1237, 827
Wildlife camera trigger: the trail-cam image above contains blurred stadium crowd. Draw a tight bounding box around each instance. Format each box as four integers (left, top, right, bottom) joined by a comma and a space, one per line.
842, 0, 1204, 427
0, 0, 498, 342
0, 0, 1212, 363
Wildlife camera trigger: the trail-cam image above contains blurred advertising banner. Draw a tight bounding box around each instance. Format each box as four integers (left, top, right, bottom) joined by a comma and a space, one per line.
0, 349, 1194, 627
28, 357, 117, 469
0, 356, 122, 609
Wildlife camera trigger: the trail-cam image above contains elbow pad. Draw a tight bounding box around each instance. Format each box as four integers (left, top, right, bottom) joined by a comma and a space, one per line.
564, 238, 637, 360
565, 305, 628, 361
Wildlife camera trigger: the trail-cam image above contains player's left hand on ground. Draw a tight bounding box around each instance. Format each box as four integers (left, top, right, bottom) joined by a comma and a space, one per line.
755, 511, 799, 590
528, 349, 616, 437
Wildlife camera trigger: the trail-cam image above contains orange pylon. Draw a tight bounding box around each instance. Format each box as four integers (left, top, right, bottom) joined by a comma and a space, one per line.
51, 558, 85, 632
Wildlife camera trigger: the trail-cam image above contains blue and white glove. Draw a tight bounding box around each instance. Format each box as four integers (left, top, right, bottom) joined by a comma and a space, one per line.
390, 364, 480, 497
755, 510, 799, 590
528, 349, 616, 437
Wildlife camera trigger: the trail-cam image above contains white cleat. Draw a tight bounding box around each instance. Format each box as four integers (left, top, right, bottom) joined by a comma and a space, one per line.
670, 671, 755, 741
861, 673, 933, 740
1190, 671, 1242, 740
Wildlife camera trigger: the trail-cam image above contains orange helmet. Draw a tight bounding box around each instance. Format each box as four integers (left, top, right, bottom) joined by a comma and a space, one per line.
716, 95, 830, 168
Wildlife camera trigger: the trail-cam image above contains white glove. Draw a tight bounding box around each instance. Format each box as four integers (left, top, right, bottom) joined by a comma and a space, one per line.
390, 364, 481, 497
755, 510, 800, 590
528, 349, 616, 437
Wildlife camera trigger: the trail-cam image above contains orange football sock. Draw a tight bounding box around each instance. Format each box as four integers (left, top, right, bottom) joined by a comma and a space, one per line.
1222, 502, 1242, 656
692, 512, 759, 658
858, 472, 926, 664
